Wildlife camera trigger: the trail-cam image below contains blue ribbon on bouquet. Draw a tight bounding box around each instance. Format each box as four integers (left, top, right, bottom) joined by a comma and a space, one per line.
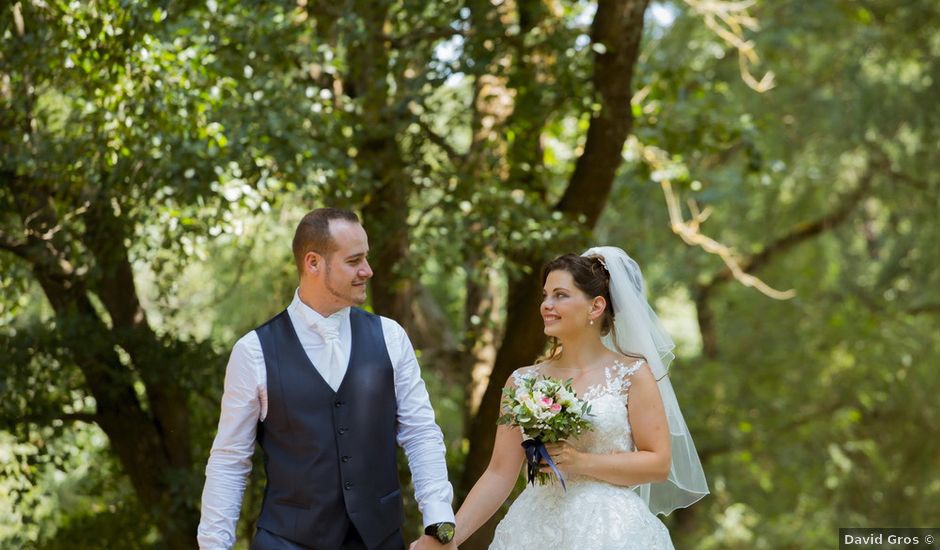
522, 438, 567, 491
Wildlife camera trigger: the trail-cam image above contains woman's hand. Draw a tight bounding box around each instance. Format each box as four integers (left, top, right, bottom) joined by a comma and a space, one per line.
541, 441, 587, 476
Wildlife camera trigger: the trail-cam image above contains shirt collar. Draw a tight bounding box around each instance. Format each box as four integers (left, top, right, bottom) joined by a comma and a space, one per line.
290, 288, 350, 329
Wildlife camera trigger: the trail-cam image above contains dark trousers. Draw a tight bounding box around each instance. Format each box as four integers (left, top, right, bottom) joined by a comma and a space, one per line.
250, 523, 405, 550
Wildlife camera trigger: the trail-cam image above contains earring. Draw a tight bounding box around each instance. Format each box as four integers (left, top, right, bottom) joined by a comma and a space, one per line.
589, 318, 594, 326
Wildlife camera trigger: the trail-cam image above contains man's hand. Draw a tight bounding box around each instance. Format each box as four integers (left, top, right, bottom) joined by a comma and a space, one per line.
409, 534, 457, 549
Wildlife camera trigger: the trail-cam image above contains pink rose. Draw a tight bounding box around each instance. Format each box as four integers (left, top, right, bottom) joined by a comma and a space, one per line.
550, 403, 562, 413
540, 397, 554, 406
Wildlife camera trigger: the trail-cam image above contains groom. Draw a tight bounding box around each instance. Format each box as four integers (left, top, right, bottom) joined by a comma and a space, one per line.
197, 208, 456, 549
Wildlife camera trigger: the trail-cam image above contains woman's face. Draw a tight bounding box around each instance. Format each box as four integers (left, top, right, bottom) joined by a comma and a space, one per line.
541, 269, 596, 338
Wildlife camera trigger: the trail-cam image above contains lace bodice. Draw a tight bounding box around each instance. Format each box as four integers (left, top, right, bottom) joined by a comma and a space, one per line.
511, 359, 644, 459
493, 359, 674, 549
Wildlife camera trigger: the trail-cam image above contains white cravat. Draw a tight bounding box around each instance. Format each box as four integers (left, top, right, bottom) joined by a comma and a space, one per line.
312, 315, 346, 391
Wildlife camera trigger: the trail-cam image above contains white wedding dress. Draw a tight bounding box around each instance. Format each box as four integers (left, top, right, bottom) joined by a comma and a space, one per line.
489, 360, 674, 550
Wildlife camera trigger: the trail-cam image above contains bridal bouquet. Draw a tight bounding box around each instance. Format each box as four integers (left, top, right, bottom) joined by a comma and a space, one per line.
498, 375, 592, 489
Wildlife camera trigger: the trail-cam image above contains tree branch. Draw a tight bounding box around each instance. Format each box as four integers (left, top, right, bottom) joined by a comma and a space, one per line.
16, 412, 100, 426
0, 171, 31, 260
555, 0, 650, 224
700, 169, 874, 293
684, 0, 775, 92
690, 164, 876, 359
697, 399, 846, 463
387, 26, 465, 49
0, 229, 28, 258
641, 142, 796, 299
887, 167, 929, 191
416, 116, 467, 168
907, 302, 940, 316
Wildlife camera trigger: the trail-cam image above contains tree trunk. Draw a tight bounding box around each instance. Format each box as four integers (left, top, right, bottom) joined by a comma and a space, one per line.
31, 268, 197, 548
458, 2, 650, 547
84, 199, 193, 470
346, 0, 415, 326
10, 182, 197, 548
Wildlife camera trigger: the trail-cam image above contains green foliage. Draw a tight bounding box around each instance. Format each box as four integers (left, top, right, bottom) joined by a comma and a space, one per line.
601, 1, 940, 547
2, 0, 938, 547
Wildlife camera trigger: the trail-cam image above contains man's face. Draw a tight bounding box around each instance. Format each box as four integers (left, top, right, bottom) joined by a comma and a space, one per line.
322, 220, 373, 307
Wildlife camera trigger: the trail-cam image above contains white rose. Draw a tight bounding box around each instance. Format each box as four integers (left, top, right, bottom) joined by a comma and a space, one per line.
558, 388, 575, 407
521, 395, 537, 414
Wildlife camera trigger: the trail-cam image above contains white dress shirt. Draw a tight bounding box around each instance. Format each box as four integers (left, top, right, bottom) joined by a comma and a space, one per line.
197, 290, 455, 549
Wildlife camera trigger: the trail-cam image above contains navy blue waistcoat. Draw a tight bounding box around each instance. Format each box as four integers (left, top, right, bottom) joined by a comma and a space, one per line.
254, 307, 402, 549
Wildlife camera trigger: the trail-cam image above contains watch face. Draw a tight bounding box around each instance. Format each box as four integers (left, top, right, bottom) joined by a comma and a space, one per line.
437, 523, 455, 543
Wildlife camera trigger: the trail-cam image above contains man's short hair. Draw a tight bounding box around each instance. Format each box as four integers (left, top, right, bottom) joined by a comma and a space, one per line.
292, 208, 360, 275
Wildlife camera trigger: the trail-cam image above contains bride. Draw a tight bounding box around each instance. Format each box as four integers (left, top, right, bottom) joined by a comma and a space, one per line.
453, 247, 709, 549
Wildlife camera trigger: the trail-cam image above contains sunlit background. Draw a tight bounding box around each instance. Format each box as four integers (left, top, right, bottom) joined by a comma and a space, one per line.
2, 0, 937, 548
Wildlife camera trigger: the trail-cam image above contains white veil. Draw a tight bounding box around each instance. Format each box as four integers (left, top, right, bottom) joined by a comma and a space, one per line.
582, 246, 709, 516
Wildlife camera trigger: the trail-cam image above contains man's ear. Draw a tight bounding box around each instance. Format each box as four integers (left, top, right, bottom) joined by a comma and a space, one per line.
304, 251, 322, 275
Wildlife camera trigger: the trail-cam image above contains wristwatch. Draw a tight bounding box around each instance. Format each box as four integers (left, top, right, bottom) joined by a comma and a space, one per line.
425, 521, 456, 544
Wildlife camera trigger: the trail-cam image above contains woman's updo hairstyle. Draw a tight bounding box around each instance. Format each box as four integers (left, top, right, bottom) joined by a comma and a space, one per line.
541, 253, 614, 335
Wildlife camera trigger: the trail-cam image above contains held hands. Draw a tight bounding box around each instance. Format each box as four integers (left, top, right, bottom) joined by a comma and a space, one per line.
541, 441, 586, 475
409, 535, 457, 549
